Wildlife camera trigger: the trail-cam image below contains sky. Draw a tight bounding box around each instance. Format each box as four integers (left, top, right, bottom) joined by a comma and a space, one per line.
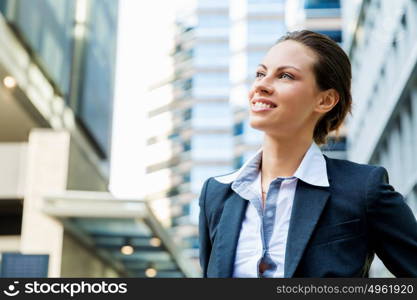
110, 0, 194, 198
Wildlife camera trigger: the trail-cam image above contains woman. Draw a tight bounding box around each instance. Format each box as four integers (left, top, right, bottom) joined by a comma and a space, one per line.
198, 30, 417, 278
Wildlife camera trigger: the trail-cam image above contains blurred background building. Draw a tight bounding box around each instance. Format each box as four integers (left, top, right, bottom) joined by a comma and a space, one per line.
145, 0, 234, 268
0, 0, 195, 278
0, 0, 415, 278
342, 0, 417, 277
286, 0, 342, 41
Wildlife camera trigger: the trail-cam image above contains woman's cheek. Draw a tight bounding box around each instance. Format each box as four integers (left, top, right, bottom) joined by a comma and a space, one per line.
248, 89, 254, 100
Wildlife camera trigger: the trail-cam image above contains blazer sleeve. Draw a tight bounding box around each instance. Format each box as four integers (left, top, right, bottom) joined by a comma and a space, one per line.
366, 166, 417, 277
198, 178, 211, 278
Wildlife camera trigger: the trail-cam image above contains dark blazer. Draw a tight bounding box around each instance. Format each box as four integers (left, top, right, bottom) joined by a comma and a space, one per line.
198, 155, 417, 277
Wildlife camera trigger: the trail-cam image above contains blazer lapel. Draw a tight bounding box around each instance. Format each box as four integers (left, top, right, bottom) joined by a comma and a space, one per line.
216, 191, 248, 277
284, 180, 330, 278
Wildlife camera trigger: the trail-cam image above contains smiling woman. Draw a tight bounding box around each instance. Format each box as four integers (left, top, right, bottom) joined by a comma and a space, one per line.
249, 31, 350, 147
198, 30, 417, 278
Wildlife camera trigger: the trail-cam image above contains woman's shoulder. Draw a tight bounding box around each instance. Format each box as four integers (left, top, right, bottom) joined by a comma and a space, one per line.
323, 154, 386, 178
324, 154, 380, 168
204, 169, 242, 185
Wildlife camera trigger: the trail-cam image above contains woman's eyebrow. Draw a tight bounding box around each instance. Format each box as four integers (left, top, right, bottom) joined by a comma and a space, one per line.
258, 64, 301, 72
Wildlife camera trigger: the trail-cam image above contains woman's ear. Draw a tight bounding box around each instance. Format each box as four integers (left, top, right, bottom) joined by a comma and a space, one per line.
315, 89, 339, 114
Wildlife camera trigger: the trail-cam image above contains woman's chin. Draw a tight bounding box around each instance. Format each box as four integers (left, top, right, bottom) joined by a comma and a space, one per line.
249, 118, 269, 131
249, 118, 287, 136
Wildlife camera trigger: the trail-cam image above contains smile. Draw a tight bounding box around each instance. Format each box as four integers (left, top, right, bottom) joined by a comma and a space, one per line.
251, 99, 277, 112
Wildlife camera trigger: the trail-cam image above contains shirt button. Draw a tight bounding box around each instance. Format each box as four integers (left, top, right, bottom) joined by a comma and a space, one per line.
266, 211, 273, 218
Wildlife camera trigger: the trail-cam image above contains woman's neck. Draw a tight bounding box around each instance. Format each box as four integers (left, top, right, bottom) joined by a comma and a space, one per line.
261, 134, 313, 181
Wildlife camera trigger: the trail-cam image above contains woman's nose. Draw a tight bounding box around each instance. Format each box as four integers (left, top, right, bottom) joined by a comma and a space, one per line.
254, 79, 273, 95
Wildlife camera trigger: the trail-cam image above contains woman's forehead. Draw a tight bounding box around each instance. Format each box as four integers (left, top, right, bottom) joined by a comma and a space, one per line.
261, 40, 317, 71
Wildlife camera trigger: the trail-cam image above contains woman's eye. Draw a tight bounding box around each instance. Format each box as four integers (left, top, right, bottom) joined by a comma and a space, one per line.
255, 72, 265, 78
279, 73, 293, 79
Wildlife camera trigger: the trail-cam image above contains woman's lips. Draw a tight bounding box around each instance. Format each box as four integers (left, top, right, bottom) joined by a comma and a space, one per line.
250, 100, 277, 112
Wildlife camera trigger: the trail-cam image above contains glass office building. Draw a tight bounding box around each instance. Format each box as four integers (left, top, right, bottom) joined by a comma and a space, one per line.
0, 0, 211, 278
342, 0, 417, 277
145, 0, 234, 270
0, 0, 117, 158
1, 0, 197, 278
0, 0, 120, 277
286, 0, 342, 43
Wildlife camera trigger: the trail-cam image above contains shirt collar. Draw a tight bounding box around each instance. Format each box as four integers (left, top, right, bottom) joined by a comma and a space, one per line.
231, 141, 329, 190
293, 141, 329, 187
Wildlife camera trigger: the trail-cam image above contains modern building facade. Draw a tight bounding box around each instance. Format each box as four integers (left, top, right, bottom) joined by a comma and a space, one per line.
145, 0, 234, 269
0, 0, 194, 278
342, 0, 417, 276
286, 0, 342, 42
0, 0, 118, 277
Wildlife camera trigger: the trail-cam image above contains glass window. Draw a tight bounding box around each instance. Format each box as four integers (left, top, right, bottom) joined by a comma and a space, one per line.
10, 0, 75, 98
183, 172, 191, 183
243, 120, 263, 145
182, 203, 191, 215
248, 0, 285, 3
320, 136, 346, 151
198, 0, 228, 10
247, 51, 266, 76
189, 164, 233, 224
183, 108, 192, 121
77, 0, 119, 157
248, 0, 286, 14
198, 14, 229, 29
3, 0, 117, 158
194, 73, 229, 88
0, 0, 8, 15
234, 155, 244, 169
193, 72, 229, 98
248, 19, 286, 45
183, 141, 191, 152
195, 27, 229, 38
194, 43, 229, 67
233, 122, 244, 136
192, 102, 232, 129
190, 165, 233, 193
173, 78, 192, 91
248, 19, 286, 34
243, 149, 259, 162
191, 134, 233, 161
304, 0, 340, 9
193, 87, 229, 99
317, 30, 342, 43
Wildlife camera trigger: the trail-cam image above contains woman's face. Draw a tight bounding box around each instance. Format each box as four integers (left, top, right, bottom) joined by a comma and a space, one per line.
248, 40, 324, 139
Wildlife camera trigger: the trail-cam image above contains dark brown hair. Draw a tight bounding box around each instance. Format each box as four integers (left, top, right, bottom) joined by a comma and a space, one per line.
276, 30, 352, 145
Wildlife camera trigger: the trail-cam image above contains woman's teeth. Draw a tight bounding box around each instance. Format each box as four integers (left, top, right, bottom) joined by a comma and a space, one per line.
254, 102, 275, 109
